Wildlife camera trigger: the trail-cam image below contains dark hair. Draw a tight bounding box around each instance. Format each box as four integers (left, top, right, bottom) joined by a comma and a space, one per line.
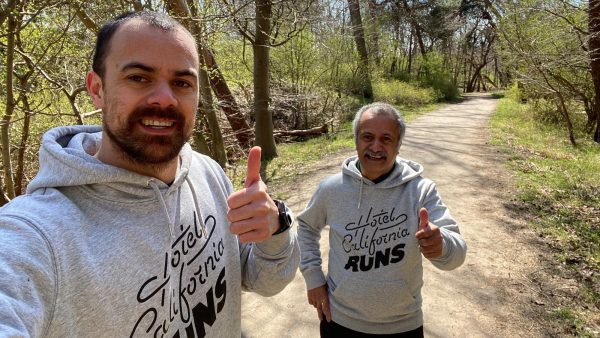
92, 11, 185, 78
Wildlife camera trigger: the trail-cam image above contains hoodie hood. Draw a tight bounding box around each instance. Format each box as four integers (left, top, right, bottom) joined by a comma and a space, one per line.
342, 155, 424, 209
342, 155, 424, 187
27, 125, 193, 195
26, 125, 197, 237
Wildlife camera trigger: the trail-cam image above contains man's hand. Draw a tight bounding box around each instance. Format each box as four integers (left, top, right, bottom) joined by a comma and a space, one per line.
307, 285, 331, 322
227, 147, 279, 243
415, 207, 443, 259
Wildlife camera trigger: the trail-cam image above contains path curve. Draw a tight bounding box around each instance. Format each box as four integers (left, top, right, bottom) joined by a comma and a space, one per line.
241, 95, 548, 338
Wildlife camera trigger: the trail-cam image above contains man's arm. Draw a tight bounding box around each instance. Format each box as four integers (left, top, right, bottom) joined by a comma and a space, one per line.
417, 181, 467, 270
0, 216, 56, 337
227, 147, 300, 296
297, 183, 330, 320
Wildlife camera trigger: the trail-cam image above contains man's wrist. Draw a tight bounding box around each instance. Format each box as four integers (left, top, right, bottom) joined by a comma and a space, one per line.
272, 199, 292, 235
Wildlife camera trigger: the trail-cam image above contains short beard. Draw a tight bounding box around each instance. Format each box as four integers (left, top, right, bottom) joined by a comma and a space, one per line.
104, 105, 191, 166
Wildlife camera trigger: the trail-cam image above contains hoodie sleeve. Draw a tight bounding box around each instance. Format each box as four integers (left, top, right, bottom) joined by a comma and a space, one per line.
239, 227, 300, 296
0, 216, 56, 337
419, 180, 467, 270
296, 183, 328, 290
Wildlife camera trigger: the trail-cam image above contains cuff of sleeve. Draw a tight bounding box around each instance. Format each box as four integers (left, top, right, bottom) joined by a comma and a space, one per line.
302, 268, 327, 290
434, 227, 452, 261
255, 230, 294, 257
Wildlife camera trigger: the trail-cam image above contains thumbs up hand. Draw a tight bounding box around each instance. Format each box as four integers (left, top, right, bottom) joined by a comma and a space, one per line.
227, 146, 279, 243
415, 208, 443, 259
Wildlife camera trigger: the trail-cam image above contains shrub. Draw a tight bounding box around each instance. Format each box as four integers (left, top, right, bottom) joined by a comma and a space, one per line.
373, 80, 439, 106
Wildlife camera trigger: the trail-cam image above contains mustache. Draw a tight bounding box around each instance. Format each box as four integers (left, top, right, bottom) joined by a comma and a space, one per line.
364, 150, 387, 158
129, 105, 185, 123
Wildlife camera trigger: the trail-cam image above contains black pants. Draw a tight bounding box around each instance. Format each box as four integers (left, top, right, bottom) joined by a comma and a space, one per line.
320, 320, 424, 338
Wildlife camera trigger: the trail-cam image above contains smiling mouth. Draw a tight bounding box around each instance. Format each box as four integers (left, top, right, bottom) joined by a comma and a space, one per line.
365, 153, 386, 160
141, 119, 175, 128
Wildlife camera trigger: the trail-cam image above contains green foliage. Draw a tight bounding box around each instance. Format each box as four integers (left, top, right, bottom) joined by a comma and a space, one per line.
490, 97, 600, 334
418, 53, 460, 101
497, 0, 596, 142
373, 80, 440, 106
211, 33, 254, 90
505, 82, 522, 102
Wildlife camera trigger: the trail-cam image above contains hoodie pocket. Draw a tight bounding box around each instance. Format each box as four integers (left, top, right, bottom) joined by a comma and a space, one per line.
331, 276, 419, 323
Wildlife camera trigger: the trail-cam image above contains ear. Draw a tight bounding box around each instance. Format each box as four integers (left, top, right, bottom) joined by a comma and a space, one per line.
86, 71, 105, 109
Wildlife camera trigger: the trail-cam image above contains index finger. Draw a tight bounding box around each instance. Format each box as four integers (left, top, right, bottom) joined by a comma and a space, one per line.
245, 146, 262, 188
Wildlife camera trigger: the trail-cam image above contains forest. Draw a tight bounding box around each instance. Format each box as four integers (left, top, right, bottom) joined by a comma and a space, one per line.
1, 0, 599, 205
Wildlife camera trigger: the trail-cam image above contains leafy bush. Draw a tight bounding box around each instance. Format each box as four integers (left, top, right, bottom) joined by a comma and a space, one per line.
418, 53, 460, 101
373, 80, 439, 106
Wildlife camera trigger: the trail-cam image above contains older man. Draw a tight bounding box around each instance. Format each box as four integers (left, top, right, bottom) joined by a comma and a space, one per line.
0, 11, 298, 337
297, 102, 467, 338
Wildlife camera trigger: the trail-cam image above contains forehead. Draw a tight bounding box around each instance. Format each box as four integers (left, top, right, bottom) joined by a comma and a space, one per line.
358, 110, 399, 136
105, 19, 199, 72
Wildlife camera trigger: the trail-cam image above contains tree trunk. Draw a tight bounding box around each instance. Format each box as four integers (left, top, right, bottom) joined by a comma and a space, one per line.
203, 48, 253, 149
347, 0, 373, 100
1, 7, 18, 202
590, 0, 600, 142
556, 93, 577, 146
367, 0, 381, 66
198, 48, 228, 166
254, 0, 278, 161
15, 93, 31, 196
407, 27, 414, 78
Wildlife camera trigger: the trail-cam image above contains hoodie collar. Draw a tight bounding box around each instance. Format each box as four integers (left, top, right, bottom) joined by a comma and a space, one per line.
26, 125, 193, 198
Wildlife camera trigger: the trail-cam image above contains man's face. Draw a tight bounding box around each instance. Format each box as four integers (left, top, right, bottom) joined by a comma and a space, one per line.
356, 110, 400, 181
88, 20, 199, 165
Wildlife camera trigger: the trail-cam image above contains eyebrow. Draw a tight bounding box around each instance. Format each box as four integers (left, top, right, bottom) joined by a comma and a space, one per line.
120, 62, 198, 78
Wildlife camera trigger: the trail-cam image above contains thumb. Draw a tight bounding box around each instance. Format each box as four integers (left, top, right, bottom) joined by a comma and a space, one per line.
419, 208, 429, 231
245, 146, 262, 188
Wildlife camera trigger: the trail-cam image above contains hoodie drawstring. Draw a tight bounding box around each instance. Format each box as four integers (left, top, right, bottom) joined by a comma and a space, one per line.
148, 179, 175, 238
358, 177, 364, 209
185, 176, 208, 238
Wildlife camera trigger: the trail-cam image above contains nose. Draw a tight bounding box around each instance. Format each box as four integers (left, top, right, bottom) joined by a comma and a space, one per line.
370, 139, 383, 152
147, 81, 177, 108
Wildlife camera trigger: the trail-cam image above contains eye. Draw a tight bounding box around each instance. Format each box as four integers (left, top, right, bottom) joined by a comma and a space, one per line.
173, 80, 193, 88
127, 75, 148, 83
361, 134, 373, 142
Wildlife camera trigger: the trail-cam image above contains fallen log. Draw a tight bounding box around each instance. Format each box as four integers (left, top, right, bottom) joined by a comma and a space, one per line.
273, 119, 332, 137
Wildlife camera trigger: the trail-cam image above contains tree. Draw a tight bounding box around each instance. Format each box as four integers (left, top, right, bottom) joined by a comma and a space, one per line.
590, 0, 600, 142
253, 0, 277, 160
347, 0, 373, 100
220, 0, 317, 162
498, 0, 597, 145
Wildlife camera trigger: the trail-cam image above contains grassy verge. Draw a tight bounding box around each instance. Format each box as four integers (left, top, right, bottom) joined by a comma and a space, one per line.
490, 97, 600, 337
226, 103, 440, 191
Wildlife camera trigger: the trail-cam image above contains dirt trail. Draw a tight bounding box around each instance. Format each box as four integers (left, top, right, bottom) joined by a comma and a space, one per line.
241, 94, 550, 337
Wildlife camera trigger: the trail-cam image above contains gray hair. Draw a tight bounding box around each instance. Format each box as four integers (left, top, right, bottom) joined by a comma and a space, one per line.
352, 102, 406, 150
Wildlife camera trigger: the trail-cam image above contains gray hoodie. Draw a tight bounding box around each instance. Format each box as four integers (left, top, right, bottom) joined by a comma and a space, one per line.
297, 156, 466, 334
0, 125, 299, 337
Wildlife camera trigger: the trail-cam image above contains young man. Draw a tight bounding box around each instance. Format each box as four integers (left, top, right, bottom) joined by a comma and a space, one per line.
0, 11, 299, 337
297, 102, 467, 338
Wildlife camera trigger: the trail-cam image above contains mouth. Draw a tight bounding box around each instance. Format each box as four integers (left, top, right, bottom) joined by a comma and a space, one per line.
141, 118, 175, 128
365, 152, 387, 161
